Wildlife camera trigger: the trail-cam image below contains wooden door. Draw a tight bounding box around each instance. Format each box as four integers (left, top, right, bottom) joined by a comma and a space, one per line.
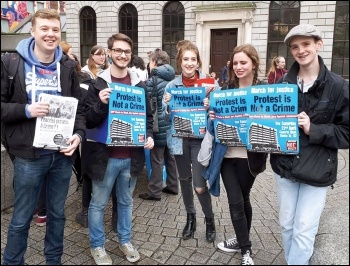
210, 29, 237, 84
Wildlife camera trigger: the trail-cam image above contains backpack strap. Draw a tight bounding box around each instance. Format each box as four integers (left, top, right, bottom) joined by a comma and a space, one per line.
2, 52, 21, 96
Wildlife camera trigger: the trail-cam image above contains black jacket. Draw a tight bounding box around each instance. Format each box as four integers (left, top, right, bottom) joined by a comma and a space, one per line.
1, 53, 86, 159
81, 68, 154, 181
270, 56, 349, 187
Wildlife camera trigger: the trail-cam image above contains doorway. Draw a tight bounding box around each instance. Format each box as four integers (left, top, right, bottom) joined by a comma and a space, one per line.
210, 29, 237, 84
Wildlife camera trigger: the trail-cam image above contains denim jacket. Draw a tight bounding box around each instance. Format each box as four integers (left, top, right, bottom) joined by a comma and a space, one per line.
202, 118, 267, 196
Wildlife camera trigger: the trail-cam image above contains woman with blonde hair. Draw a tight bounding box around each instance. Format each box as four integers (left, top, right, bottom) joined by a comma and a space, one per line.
267, 56, 288, 84
59, 41, 74, 60
81, 45, 109, 79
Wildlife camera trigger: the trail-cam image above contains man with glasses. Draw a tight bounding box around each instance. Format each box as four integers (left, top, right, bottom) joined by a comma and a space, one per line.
83, 33, 154, 265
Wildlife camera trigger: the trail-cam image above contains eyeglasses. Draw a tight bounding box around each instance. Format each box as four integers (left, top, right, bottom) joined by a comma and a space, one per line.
93, 53, 106, 57
110, 48, 132, 56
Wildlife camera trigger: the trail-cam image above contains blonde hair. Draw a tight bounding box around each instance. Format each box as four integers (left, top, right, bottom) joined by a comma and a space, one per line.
32, 8, 60, 28
267, 56, 285, 77
59, 41, 72, 55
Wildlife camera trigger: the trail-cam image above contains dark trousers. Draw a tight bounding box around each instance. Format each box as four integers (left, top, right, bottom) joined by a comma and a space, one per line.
221, 158, 256, 254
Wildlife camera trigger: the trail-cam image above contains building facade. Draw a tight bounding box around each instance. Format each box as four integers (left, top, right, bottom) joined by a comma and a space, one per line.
65, 1, 348, 81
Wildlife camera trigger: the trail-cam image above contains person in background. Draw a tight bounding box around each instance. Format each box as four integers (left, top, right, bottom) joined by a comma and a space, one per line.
60, 40, 74, 60
84, 33, 154, 265
221, 60, 230, 84
1, 9, 85, 265
139, 49, 179, 201
81, 45, 109, 79
129, 55, 148, 81
267, 56, 288, 84
271, 24, 349, 265
210, 72, 219, 82
207, 44, 268, 265
163, 41, 220, 244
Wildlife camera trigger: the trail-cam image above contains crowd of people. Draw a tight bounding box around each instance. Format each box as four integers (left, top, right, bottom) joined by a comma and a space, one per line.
1, 8, 349, 266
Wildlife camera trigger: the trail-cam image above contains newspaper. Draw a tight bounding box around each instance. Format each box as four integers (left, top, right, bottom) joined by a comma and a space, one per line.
33, 93, 78, 150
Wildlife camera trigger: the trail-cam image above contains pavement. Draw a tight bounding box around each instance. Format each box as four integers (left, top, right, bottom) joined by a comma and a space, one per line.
1, 149, 349, 265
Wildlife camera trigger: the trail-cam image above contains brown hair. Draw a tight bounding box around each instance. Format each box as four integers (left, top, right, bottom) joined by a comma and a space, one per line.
150, 49, 170, 66
59, 41, 72, 54
31, 8, 60, 28
175, 41, 202, 72
87, 45, 109, 78
228, 44, 261, 88
107, 33, 133, 51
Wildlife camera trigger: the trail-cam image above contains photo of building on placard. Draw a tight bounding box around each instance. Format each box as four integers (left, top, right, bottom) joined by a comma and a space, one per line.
215, 122, 243, 146
109, 118, 134, 144
33, 93, 78, 150
248, 122, 281, 152
173, 115, 194, 136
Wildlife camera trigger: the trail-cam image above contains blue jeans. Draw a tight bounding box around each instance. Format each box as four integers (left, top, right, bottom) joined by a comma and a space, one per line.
89, 158, 136, 248
3, 153, 72, 265
275, 174, 328, 265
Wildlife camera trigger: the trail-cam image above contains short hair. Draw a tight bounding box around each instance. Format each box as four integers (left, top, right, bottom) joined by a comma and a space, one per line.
150, 49, 170, 66
32, 8, 60, 28
59, 41, 72, 54
107, 33, 133, 51
130, 55, 146, 70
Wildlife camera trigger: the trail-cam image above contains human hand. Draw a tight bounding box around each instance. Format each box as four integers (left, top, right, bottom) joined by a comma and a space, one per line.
60, 134, 81, 156
144, 137, 154, 149
163, 92, 172, 104
208, 110, 216, 121
297, 111, 310, 135
29, 102, 50, 117
99, 88, 112, 104
203, 98, 209, 110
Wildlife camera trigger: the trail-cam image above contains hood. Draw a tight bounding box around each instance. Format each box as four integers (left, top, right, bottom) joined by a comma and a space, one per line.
16, 37, 63, 68
150, 64, 175, 81
98, 66, 142, 86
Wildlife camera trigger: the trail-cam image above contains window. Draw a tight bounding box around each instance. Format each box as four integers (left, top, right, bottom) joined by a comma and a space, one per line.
79, 7, 96, 66
162, 1, 185, 74
266, 1, 300, 74
331, 1, 349, 80
119, 4, 138, 55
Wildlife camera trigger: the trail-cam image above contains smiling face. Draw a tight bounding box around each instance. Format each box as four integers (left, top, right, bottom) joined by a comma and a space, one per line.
181, 50, 198, 78
108, 40, 132, 70
289, 36, 322, 69
31, 17, 61, 57
232, 52, 254, 81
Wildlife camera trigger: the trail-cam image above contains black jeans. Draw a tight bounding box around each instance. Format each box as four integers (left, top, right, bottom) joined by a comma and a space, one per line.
221, 157, 256, 254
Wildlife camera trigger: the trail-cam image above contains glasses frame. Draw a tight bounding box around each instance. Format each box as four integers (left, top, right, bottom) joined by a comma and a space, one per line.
110, 48, 132, 56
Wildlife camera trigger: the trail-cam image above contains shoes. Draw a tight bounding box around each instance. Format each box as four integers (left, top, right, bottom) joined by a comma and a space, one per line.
90, 246, 112, 265
241, 250, 254, 265
119, 242, 140, 263
183, 213, 196, 240
139, 193, 161, 201
205, 217, 216, 243
217, 237, 241, 252
162, 187, 178, 195
36, 215, 47, 226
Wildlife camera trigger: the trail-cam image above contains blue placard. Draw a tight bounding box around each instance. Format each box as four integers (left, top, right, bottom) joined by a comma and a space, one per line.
209, 89, 248, 146
86, 83, 146, 146
168, 87, 207, 138
246, 84, 299, 154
